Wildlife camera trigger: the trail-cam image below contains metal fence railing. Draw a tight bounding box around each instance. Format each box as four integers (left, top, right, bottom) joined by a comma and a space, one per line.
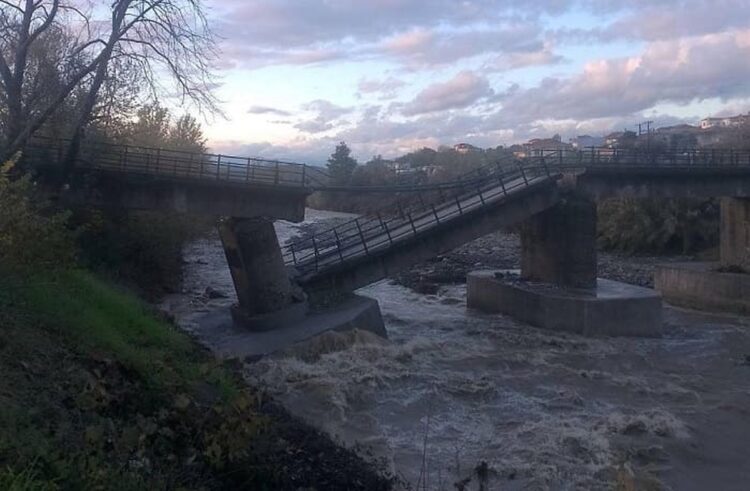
23, 136, 330, 189
526, 147, 750, 168
284, 157, 557, 277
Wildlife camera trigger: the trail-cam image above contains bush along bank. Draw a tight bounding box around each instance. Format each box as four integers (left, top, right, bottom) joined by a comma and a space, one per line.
0, 269, 395, 490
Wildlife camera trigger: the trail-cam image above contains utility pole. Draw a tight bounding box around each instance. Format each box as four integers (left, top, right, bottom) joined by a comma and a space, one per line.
637, 120, 654, 152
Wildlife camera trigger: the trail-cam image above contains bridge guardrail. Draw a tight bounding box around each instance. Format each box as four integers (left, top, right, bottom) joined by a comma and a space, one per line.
527, 147, 750, 168
24, 136, 330, 189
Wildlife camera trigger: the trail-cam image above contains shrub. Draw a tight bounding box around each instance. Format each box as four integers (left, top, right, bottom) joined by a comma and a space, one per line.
0, 159, 75, 269
598, 198, 719, 254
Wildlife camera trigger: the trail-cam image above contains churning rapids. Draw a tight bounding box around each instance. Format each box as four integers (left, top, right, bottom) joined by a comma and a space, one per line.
163, 209, 750, 490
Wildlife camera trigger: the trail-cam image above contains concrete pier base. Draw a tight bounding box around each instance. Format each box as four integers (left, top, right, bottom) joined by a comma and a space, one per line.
191, 295, 387, 360
467, 270, 663, 337
655, 262, 750, 315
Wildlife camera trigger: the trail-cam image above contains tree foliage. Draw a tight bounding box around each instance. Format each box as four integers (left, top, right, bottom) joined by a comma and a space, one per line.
0, 158, 74, 268
326, 141, 358, 185
598, 198, 719, 254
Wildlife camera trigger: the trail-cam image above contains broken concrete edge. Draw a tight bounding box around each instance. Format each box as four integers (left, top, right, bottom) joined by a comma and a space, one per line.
654, 262, 750, 315
467, 270, 663, 338
190, 294, 386, 361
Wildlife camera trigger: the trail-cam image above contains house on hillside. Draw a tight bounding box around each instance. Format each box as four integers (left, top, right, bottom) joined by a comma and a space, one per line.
700, 114, 749, 130
653, 124, 701, 149
453, 143, 480, 154
386, 160, 414, 175
514, 135, 572, 158
569, 135, 605, 148
604, 130, 637, 148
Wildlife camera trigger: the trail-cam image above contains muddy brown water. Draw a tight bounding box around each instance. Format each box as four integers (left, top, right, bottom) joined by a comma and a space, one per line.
163, 210, 750, 490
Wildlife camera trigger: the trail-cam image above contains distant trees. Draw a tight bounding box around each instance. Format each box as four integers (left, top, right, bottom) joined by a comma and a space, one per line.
124, 103, 207, 153
326, 141, 358, 186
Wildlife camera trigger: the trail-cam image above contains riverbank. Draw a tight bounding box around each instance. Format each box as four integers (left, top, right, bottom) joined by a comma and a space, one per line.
0, 268, 394, 490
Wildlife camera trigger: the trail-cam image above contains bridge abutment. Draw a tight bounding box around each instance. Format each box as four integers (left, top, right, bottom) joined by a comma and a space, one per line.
655, 197, 750, 314
468, 193, 663, 337
218, 217, 307, 330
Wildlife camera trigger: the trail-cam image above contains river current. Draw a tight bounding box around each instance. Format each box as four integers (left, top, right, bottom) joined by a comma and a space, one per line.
163, 209, 750, 490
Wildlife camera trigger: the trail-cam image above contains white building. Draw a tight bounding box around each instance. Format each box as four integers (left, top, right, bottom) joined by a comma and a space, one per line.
700, 114, 749, 130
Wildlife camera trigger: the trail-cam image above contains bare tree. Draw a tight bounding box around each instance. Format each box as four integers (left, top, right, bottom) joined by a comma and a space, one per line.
0, 0, 218, 168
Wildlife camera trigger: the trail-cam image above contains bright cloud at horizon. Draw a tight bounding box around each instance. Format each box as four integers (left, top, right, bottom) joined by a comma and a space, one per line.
201, 0, 750, 163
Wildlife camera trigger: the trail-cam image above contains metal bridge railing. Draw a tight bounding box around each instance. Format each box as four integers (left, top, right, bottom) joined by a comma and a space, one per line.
284, 159, 555, 276
528, 147, 750, 168
23, 136, 330, 189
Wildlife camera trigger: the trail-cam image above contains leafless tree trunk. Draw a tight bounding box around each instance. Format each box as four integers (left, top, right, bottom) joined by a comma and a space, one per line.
0, 0, 218, 169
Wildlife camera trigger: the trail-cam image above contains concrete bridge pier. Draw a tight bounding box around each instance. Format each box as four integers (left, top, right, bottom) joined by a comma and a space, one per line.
655, 197, 750, 314
520, 193, 598, 289
218, 217, 307, 330
720, 197, 750, 272
468, 193, 663, 337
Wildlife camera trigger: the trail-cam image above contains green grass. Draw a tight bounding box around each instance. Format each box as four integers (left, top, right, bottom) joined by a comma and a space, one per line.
1, 269, 237, 399
0, 267, 393, 490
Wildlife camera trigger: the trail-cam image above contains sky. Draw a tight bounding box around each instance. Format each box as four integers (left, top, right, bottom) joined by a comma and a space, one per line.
200, 0, 750, 164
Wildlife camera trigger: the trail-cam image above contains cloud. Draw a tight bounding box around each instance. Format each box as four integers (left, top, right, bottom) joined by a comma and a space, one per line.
357, 76, 406, 100
293, 99, 354, 134
215, 1, 568, 69
491, 30, 750, 126
378, 24, 548, 68
402, 71, 493, 116
484, 43, 564, 71
248, 105, 293, 116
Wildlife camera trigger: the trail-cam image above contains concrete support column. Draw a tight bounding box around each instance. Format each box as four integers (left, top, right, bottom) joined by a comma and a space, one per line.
218, 217, 294, 315
520, 193, 598, 289
720, 197, 750, 272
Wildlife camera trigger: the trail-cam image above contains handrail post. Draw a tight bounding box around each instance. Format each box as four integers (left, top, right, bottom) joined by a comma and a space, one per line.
378, 213, 394, 245
407, 213, 418, 235
312, 236, 320, 270
302, 164, 307, 186
476, 183, 486, 205
354, 219, 369, 255
455, 195, 463, 214
216, 155, 222, 179
332, 229, 345, 262
290, 244, 297, 265
519, 165, 528, 185
275, 161, 280, 185
431, 204, 441, 223
498, 174, 507, 194
246, 158, 251, 182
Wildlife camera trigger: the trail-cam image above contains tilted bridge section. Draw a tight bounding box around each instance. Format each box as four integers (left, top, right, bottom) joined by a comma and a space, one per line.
282, 147, 750, 293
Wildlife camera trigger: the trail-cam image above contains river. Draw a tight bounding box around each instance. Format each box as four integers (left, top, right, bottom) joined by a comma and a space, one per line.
163, 209, 750, 490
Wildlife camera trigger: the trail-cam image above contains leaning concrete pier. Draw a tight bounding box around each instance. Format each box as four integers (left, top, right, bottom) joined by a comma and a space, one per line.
218, 217, 308, 330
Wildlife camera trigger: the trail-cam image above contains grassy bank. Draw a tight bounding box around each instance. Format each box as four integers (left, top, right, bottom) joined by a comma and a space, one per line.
0, 269, 393, 490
